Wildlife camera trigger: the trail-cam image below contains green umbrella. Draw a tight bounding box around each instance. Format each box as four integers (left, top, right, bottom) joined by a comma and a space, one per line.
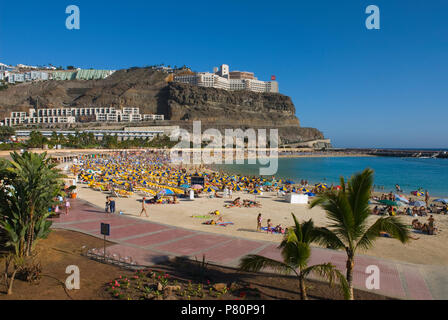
378, 199, 399, 206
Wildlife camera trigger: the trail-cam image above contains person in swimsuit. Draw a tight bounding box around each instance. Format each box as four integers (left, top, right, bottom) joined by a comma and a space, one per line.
257, 213, 262, 231
140, 197, 148, 217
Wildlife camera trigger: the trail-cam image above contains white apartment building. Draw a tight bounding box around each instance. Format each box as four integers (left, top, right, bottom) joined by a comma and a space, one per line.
3, 115, 75, 126
6, 71, 49, 84
143, 114, 164, 121
2, 107, 164, 126
174, 64, 279, 93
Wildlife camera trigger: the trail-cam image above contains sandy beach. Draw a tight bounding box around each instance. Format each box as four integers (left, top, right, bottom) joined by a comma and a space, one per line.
75, 183, 448, 267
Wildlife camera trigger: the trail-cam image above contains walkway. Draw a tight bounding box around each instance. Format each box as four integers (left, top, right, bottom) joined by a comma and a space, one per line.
51, 198, 448, 300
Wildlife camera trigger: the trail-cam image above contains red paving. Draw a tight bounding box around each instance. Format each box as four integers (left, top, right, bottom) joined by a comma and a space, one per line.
64, 218, 139, 232
91, 222, 170, 239
197, 239, 266, 264
153, 234, 232, 256
51, 198, 439, 300
402, 265, 433, 300
124, 228, 195, 246
101, 244, 169, 265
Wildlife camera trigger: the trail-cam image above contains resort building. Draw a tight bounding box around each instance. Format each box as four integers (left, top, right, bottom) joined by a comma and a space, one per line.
174, 64, 279, 93
2, 107, 164, 126
14, 126, 180, 141
3, 66, 115, 84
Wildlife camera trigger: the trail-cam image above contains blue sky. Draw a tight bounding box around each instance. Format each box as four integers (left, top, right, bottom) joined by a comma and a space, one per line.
1, 0, 447, 148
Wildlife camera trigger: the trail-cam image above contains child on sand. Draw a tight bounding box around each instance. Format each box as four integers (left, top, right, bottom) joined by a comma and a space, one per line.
266, 219, 273, 233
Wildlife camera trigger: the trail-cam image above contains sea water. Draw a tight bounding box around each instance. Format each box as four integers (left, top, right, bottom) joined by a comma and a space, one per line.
214, 157, 448, 197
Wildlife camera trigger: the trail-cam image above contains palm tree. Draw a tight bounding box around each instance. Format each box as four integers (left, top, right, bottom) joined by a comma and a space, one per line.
239, 214, 349, 300
0, 151, 64, 294
309, 168, 410, 300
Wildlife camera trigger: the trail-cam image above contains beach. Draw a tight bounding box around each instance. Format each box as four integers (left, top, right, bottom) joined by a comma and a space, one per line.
75, 182, 448, 267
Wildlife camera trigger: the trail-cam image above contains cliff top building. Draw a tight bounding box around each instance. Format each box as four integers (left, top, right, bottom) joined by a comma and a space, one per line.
174, 64, 278, 93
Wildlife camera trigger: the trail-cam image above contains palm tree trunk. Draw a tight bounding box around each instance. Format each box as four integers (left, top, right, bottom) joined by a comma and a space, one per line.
346, 256, 354, 300
27, 221, 35, 256
4, 258, 10, 288
7, 269, 18, 295
26, 205, 35, 256
299, 276, 308, 300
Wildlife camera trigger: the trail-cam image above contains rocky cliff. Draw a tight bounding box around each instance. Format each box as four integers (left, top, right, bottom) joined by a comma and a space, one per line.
0, 67, 328, 145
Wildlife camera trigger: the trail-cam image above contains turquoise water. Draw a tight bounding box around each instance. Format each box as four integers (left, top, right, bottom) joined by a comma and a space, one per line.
214, 157, 448, 197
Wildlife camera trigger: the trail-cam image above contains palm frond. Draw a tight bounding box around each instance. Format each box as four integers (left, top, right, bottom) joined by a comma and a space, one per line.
356, 216, 411, 251
311, 227, 346, 250
302, 263, 351, 300
347, 168, 374, 234
239, 255, 293, 275
310, 191, 354, 244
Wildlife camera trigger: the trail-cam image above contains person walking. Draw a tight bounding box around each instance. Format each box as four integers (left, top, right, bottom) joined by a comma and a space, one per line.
65, 198, 70, 215
105, 196, 110, 213
425, 190, 430, 207
140, 197, 148, 217
109, 197, 116, 214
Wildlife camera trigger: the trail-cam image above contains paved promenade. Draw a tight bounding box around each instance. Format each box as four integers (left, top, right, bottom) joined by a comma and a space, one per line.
51, 198, 448, 300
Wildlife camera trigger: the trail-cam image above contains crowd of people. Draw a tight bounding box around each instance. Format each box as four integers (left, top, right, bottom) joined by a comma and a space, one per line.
71, 151, 445, 239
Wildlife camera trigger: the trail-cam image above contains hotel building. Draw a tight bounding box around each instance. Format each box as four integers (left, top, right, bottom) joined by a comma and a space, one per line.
2, 107, 164, 127
174, 64, 279, 93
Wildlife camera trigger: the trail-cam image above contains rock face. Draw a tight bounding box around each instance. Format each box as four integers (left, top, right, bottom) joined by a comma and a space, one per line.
166, 82, 299, 126
0, 67, 328, 144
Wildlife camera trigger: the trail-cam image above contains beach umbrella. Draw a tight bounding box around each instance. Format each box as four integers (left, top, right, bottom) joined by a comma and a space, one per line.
434, 199, 448, 204
378, 199, 399, 206
191, 184, 203, 190
263, 181, 272, 186
394, 194, 409, 204
285, 180, 295, 184
204, 186, 215, 193
250, 189, 262, 194
411, 190, 425, 197
279, 186, 287, 192
316, 183, 328, 189
411, 200, 426, 207
305, 192, 316, 197
180, 184, 190, 188
234, 185, 242, 191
